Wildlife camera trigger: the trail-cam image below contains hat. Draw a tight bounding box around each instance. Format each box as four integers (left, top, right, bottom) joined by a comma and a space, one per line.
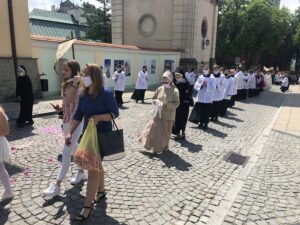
162, 71, 173, 82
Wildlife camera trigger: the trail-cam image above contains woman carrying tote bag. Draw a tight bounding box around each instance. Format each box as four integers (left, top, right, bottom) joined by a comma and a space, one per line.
65, 64, 119, 221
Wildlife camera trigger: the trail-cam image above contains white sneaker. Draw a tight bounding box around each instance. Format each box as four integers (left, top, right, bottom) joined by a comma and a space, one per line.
42, 183, 61, 198
70, 171, 87, 185
1, 192, 14, 201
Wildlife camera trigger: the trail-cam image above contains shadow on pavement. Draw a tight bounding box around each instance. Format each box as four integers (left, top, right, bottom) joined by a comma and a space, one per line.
6, 125, 35, 142
223, 116, 244, 123
0, 208, 10, 225
141, 150, 192, 171
213, 120, 237, 129
5, 163, 24, 176
42, 183, 126, 225
175, 139, 203, 153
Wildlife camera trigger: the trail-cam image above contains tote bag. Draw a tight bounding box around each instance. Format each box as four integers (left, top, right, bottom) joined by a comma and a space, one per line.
98, 119, 125, 161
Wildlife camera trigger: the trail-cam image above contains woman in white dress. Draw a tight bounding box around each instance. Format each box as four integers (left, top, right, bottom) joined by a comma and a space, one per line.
0, 106, 14, 201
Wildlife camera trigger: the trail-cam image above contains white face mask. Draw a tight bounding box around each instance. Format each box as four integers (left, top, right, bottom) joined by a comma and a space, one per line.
18, 71, 25, 77
163, 84, 171, 89
203, 70, 209, 75
82, 76, 93, 87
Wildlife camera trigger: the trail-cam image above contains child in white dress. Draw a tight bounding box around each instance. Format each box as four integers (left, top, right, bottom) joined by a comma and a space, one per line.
0, 106, 14, 201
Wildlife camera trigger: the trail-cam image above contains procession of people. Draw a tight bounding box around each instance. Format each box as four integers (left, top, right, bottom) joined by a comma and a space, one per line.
0, 61, 289, 221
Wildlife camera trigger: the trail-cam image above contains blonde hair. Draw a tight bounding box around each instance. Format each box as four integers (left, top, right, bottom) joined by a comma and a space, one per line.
81, 64, 104, 99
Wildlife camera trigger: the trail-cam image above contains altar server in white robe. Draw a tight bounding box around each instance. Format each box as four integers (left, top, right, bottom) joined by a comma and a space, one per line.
220, 69, 234, 116
113, 64, 126, 106
211, 65, 226, 121
193, 68, 216, 129
185, 68, 198, 93
247, 71, 256, 98
235, 69, 248, 100
132, 66, 149, 103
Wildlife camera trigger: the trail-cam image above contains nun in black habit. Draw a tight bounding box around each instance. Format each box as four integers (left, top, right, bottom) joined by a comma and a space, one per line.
16, 65, 34, 127
172, 67, 192, 140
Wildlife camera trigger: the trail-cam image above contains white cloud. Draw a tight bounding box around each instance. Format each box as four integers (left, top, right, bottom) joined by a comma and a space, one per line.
280, 0, 300, 12
28, 0, 101, 12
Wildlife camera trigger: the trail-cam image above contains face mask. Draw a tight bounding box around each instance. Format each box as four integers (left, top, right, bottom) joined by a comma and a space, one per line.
82, 76, 93, 87
203, 70, 209, 75
163, 84, 171, 88
176, 78, 182, 82
214, 70, 219, 74
18, 72, 25, 77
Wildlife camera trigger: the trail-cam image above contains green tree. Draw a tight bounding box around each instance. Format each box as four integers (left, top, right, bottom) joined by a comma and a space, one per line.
82, 0, 111, 43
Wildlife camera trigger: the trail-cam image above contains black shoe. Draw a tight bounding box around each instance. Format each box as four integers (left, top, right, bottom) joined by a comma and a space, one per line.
198, 123, 203, 128
203, 124, 208, 130
75, 205, 93, 221
181, 133, 186, 140
26, 120, 34, 126
94, 191, 106, 203
174, 134, 182, 140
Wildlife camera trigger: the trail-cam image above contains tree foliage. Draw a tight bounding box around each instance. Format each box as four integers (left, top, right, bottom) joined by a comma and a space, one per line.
82, 0, 111, 43
216, 0, 292, 67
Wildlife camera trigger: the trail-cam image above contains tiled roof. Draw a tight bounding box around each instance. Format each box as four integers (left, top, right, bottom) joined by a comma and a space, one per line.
30, 9, 87, 25
29, 9, 87, 39
31, 35, 181, 53
30, 20, 86, 39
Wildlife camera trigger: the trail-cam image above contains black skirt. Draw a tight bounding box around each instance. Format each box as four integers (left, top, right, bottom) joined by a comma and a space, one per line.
173, 102, 190, 134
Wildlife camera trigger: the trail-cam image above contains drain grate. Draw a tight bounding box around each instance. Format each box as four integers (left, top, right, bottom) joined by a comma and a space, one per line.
224, 152, 249, 166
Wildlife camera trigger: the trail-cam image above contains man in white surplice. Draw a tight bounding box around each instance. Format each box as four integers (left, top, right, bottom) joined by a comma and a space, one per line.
132, 66, 149, 103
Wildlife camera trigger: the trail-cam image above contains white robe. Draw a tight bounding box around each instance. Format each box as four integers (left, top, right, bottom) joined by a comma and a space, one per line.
135, 70, 148, 90
213, 74, 226, 102
235, 71, 248, 90
113, 71, 126, 91
248, 74, 256, 89
194, 75, 216, 104
103, 74, 108, 88
224, 77, 235, 100
185, 72, 198, 85
281, 77, 289, 87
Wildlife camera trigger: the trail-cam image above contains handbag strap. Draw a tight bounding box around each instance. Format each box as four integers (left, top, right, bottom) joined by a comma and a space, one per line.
109, 112, 119, 131
112, 118, 119, 131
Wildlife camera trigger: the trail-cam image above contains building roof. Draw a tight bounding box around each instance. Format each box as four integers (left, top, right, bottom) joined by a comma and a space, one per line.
30, 8, 87, 25
29, 9, 87, 39
31, 35, 181, 53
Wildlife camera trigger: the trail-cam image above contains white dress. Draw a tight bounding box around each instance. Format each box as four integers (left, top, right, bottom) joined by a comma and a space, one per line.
0, 116, 11, 162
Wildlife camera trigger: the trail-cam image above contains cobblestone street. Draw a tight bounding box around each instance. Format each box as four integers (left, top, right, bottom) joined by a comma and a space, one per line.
0, 87, 300, 225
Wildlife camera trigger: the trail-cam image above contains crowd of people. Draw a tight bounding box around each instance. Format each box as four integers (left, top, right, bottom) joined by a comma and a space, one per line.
0, 61, 291, 221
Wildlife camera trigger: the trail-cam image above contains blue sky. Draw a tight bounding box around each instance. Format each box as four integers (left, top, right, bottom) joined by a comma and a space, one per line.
29, 0, 300, 12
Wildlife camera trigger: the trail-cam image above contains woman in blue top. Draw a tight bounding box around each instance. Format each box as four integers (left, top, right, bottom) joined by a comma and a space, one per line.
65, 64, 119, 221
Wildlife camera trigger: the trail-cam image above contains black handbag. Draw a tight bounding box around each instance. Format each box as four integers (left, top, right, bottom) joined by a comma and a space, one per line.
98, 119, 125, 161
188, 104, 201, 124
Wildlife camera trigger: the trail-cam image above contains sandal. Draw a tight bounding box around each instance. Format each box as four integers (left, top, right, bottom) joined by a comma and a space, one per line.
75, 205, 93, 221
94, 191, 106, 203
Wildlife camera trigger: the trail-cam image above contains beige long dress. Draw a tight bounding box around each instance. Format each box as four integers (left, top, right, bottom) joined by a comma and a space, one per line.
139, 86, 180, 153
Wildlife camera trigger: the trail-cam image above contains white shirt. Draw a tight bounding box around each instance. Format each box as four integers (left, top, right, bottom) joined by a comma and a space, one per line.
185, 72, 197, 85
224, 77, 235, 100
213, 74, 226, 101
235, 71, 248, 90
103, 74, 108, 88
113, 71, 126, 91
194, 75, 216, 104
135, 70, 148, 90
281, 77, 289, 87
248, 73, 256, 89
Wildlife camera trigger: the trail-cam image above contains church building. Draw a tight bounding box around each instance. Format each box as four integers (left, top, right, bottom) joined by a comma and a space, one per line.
111, 0, 219, 69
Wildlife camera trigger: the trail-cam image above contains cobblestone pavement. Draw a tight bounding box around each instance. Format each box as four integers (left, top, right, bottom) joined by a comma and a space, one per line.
0, 88, 299, 225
